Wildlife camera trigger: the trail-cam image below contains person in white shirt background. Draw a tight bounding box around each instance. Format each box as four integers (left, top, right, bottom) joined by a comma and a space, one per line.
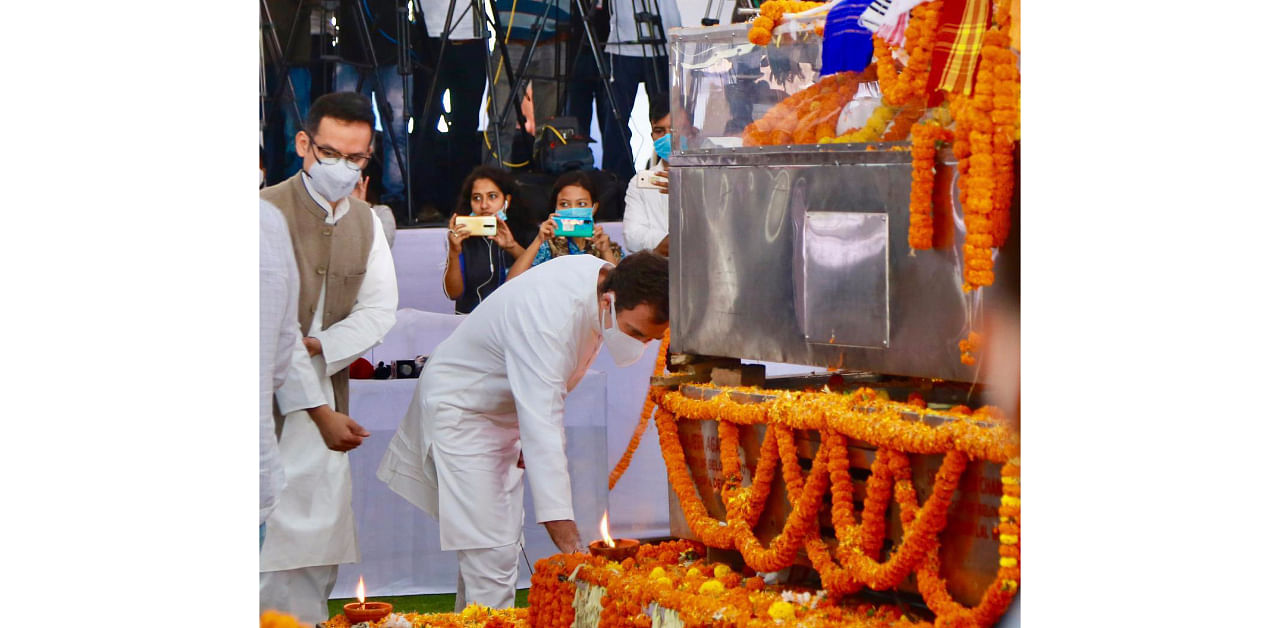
623, 100, 673, 256
378, 252, 670, 611
600, 0, 683, 181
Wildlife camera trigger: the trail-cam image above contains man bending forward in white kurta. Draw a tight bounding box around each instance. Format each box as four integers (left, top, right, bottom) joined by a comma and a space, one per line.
379, 252, 669, 609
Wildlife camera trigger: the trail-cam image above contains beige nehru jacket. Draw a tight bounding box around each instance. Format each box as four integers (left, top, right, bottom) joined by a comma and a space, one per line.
261, 172, 373, 413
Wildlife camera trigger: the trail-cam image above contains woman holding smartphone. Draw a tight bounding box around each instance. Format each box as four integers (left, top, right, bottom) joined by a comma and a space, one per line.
507, 170, 623, 280
444, 166, 528, 314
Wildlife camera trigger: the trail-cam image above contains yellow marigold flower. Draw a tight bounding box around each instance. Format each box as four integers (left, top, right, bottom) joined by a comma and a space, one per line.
1001, 496, 1020, 508
999, 534, 1019, 544
686, 567, 703, 578
1001, 476, 1019, 485
713, 564, 731, 578
461, 603, 485, 619
649, 567, 666, 579
656, 576, 673, 588
260, 611, 305, 628
699, 580, 726, 595
768, 601, 796, 620
999, 557, 1018, 568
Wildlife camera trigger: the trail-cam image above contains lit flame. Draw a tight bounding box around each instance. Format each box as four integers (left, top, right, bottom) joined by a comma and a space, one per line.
599, 512, 615, 548
356, 575, 366, 604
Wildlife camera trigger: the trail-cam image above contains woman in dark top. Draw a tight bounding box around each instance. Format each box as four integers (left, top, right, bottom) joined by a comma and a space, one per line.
443, 166, 528, 314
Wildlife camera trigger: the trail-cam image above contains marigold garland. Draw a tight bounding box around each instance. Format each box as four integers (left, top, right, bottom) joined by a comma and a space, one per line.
959, 330, 983, 366
883, 1, 944, 108
908, 120, 951, 250
651, 385, 1018, 626
607, 328, 671, 490
744, 72, 858, 146
531, 539, 934, 627
749, 1, 827, 46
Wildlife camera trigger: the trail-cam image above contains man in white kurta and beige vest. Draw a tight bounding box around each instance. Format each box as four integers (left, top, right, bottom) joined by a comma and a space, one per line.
260, 91, 398, 625
378, 252, 670, 610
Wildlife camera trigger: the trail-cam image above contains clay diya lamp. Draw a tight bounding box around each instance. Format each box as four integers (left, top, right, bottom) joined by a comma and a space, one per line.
343, 601, 392, 623
344, 576, 392, 623
589, 538, 640, 562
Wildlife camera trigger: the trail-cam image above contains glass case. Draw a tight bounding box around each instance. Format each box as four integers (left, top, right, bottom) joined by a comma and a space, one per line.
668, 17, 835, 154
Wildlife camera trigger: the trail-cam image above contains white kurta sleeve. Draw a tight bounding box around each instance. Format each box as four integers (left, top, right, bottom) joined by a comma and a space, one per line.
266, 203, 326, 416
311, 212, 399, 376
503, 312, 578, 524
622, 176, 667, 253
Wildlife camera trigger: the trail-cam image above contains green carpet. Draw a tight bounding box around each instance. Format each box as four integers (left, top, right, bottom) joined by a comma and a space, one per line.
328, 589, 529, 618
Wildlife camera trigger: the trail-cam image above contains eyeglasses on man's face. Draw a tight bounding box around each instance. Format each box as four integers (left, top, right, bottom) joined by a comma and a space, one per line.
306, 133, 372, 171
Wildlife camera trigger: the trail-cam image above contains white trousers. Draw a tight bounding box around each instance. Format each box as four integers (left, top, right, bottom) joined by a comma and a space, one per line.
454, 543, 520, 611
260, 564, 339, 626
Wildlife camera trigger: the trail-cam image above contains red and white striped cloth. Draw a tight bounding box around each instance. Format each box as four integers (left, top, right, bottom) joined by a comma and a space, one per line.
858, 0, 927, 47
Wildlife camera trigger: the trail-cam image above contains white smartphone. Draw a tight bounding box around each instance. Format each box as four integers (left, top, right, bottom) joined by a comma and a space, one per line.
456, 215, 498, 237
637, 169, 664, 190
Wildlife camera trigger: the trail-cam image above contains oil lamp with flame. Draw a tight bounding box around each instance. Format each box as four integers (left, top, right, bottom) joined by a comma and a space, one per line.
343, 575, 393, 623
587, 511, 639, 561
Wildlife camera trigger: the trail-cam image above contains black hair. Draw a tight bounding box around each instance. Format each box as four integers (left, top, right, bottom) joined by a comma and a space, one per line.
304, 92, 376, 137
649, 98, 671, 125
602, 251, 670, 324
550, 170, 597, 207
454, 165, 517, 216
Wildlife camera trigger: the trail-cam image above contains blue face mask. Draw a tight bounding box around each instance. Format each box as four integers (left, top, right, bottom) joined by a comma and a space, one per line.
471, 207, 508, 221
653, 133, 672, 161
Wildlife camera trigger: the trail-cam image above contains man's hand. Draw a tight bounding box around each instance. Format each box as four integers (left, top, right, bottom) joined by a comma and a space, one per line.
351, 175, 370, 202
543, 520, 583, 555
655, 235, 670, 257
302, 336, 323, 357
306, 405, 370, 452
653, 168, 669, 195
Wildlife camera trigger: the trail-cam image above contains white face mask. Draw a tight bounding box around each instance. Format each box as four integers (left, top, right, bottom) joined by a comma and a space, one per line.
305, 159, 361, 203
600, 293, 648, 367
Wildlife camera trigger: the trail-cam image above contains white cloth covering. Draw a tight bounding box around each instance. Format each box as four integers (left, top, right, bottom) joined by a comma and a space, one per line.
261, 174, 399, 573
379, 255, 610, 552
455, 544, 521, 610
622, 171, 669, 253
260, 564, 338, 626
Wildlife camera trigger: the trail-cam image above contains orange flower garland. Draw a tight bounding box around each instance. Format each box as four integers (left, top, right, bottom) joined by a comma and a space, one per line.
914, 459, 1021, 627
607, 328, 670, 489
530, 539, 939, 627
959, 330, 982, 366
908, 120, 951, 250
749, 1, 826, 46
883, 1, 944, 107
744, 72, 858, 146
653, 384, 1018, 625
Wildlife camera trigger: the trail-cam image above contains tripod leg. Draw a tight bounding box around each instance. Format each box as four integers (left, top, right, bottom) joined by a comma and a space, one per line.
570, 0, 633, 167
345, 3, 409, 209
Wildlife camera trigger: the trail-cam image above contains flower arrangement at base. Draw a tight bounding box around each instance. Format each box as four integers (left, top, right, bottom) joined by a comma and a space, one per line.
645, 384, 1019, 627
321, 605, 528, 628
529, 539, 937, 627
